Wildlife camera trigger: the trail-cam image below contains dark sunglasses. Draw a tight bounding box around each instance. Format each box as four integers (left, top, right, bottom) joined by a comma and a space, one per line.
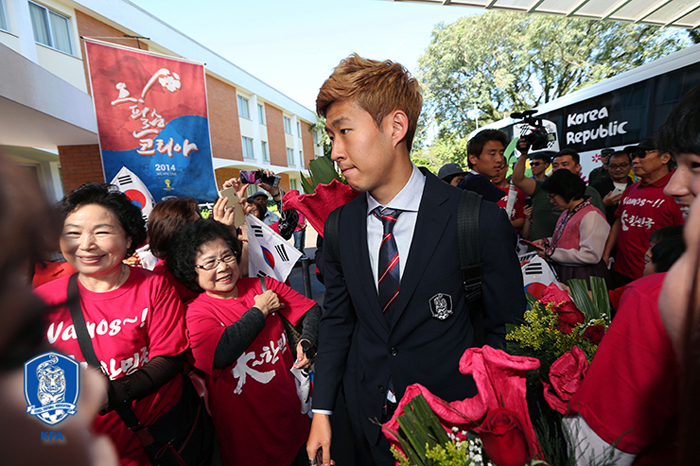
609, 163, 630, 170
530, 161, 544, 167
632, 149, 657, 159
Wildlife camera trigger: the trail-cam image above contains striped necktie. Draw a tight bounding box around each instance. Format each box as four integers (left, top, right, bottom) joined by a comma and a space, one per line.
373, 207, 403, 314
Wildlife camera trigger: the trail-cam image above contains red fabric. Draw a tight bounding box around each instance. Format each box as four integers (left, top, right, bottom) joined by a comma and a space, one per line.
542, 346, 588, 414
383, 346, 543, 462
613, 172, 684, 280
495, 184, 526, 222
152, 260, 198, 303
36, 268, 188, 466
185, 276, 313, 466
569, 273, 679, 464
282, 179, 360, 236
32, 261, 77, 289
608, 284, 627, 311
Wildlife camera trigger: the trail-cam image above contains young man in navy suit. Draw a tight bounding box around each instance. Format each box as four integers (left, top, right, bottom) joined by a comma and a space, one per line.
306, 54, 525, 466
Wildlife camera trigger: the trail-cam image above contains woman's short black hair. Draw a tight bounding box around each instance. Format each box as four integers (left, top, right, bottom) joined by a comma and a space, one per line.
651, 235, 685, 273
168, 219, 242, 293
541, 169, 586, 203
58, 183, 146, 257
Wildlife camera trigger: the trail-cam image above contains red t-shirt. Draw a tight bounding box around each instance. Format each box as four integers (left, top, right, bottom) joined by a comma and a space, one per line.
185, 276, 314, 466
613, 171, 684, 280
32, 261, 77, 289
570, 273, 679, 464
35, 268, 188, 466
495, 184, 526, 222
152, 260, 199, 303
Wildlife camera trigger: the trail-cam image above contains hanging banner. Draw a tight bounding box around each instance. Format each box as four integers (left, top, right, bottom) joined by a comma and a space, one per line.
84, 39, 217, 203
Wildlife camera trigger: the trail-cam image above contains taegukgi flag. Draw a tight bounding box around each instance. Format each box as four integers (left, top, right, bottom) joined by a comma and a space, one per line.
246, 214, 302, 283
110, 166, 156, 220
84, 39, 217, 203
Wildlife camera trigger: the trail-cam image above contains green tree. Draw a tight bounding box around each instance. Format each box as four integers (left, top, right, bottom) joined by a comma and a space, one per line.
311, 116, 331, 158
418, 11, 690, 144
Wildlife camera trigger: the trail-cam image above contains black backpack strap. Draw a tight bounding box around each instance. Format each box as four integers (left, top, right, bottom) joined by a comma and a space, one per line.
325, 206, 344, 279
457, 190, 483, 304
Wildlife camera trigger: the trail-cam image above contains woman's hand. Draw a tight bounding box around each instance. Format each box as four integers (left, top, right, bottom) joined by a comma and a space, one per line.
524, 205, 533, 219
122, 253, 141, 267
253, 290, 285, 317
212, 197, 235, 227
293, 339, 314, 369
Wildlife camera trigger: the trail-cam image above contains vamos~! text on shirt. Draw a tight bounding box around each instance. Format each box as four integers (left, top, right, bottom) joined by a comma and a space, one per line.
46, 308, 149, 344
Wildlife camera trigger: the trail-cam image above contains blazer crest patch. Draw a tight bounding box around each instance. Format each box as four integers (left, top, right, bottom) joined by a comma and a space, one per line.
429, 293, 453, 320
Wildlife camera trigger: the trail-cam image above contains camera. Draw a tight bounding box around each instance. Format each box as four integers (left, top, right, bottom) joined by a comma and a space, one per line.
511, 110, 556, 151
239, 170, 281, 187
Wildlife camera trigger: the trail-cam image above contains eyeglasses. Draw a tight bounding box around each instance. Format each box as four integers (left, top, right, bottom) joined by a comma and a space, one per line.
632, 149, 657, 160
195, 252, 237, 271
609, 163, 630, 170
530, 162, 544, 167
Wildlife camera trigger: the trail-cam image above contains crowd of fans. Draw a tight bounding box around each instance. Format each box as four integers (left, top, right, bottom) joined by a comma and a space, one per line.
3, 52, 700, 466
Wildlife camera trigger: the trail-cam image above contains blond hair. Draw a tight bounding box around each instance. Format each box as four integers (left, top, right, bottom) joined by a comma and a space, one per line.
316, 54, 423, 152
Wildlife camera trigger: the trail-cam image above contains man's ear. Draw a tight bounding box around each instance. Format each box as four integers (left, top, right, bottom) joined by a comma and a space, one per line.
468, 153, 479, 167
389, 110, 409, 148
660, 151, 672, 165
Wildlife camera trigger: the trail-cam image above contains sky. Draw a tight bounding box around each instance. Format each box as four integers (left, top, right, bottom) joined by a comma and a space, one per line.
129, 0, 478, 111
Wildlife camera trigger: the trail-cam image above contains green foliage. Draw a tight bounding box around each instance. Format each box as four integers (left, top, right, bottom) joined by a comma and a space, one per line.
418, 11, 690, 145
311, 117, 331, 158
299, 154, 344, 194
567, 277, 611, 323
385, 394, 452, 466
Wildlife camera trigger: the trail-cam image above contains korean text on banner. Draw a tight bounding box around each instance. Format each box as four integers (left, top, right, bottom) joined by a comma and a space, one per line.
84, 39, 218, 203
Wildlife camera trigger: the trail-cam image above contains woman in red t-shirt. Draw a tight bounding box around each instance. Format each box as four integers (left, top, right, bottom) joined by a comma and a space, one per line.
168, 219, 320, 466
35, 183, 190, 466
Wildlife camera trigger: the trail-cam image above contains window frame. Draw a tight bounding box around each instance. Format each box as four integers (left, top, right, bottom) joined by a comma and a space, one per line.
28, 1, 73, 55
283, 116, 292, 134
258, 104, 265, 125
0, 0, 9, 32
242, 136, 255, 159
261, 141, 269, 162
297, 121, 301, 138
286, 148, 294, 165
237, 95, 251, 119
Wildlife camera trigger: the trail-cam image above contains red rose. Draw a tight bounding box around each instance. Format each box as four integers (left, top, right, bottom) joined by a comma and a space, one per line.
479, 408, 532, 466
583, 324, 606, 344
539, 283, 584, 334
542, 346, 588, 414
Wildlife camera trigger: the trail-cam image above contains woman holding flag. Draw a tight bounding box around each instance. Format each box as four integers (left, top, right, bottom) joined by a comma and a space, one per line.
169, 219, 319, 466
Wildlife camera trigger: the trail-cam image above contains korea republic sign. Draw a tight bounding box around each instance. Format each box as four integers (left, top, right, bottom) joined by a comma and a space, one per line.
25, 352, 80, 426
85, 39, 218, 203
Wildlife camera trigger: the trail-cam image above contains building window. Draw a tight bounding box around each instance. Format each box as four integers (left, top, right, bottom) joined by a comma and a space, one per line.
29, 2, 73, 54
0, 0, 8, 32
313, 130, 318, 145
258, 104, 265, 125
287, 148, 294, 165
261, 141, 269, 162
284, 116, 292, 134
238, 95, 250, 119
299, 150, 303, 167
297, 122, 301, 137
242, 136, 255, 159
290, 179, 298, 191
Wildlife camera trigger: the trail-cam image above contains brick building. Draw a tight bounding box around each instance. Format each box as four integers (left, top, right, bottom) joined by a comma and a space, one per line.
0, 0, 322, 202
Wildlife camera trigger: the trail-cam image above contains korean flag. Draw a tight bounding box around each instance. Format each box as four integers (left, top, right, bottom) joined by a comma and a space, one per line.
110, 166, 156, 221
246, 214, 302, 283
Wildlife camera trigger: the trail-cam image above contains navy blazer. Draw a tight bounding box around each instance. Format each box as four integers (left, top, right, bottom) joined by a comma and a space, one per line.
313, 169, 525, 446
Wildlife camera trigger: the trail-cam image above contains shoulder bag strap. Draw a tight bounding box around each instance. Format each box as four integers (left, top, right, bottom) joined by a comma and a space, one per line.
66, 274, 154, 444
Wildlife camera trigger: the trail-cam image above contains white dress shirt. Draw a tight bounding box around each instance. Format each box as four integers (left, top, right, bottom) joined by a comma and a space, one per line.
366, 163, 426, 290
